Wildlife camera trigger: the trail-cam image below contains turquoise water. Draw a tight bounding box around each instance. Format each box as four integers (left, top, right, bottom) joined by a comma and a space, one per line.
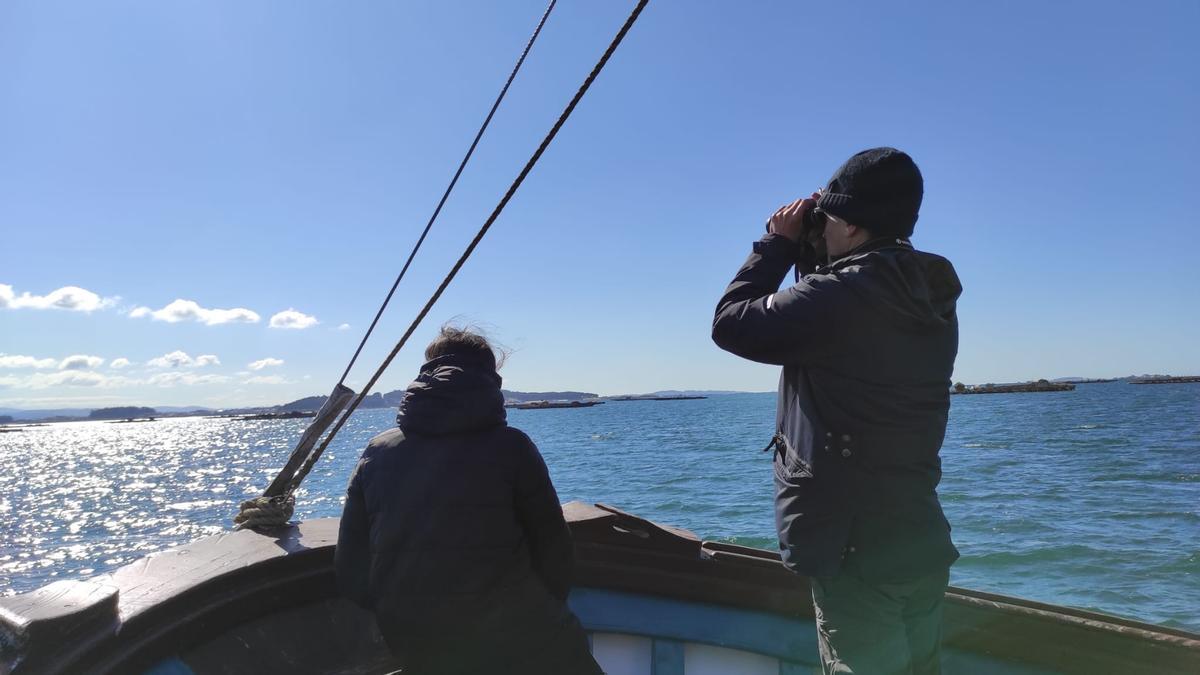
1, 384, 1196, 631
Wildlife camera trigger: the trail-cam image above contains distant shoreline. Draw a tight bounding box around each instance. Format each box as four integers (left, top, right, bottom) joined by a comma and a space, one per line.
0, 391, 738, 426
1130, 376, 1200, 385
602, 395, 707, 402
953, 381, 1075, 395
4, 377, 1197, 426
950, 375, 1198, 396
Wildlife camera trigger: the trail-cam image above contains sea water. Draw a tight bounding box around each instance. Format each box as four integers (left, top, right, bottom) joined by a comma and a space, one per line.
1, 383, 1196, 631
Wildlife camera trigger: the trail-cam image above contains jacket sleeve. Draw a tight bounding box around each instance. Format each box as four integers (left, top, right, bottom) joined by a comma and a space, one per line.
335, 455, 372, 609
512, 433, 574, 604
712, 233, 839, 366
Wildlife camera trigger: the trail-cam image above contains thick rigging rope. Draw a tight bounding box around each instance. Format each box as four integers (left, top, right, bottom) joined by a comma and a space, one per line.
235, 1, 558, 527
284, 0, 650, 496
335, 0, 558, 389
239, 0, 650, 526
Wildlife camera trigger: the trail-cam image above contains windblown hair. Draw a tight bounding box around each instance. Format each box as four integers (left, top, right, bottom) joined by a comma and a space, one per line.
424, 325, 501, 370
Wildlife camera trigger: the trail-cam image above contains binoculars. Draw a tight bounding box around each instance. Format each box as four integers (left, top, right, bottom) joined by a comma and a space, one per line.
803, 208, 828, 237
765, 207, 828, 238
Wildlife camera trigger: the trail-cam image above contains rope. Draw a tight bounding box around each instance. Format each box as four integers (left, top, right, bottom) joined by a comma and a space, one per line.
232, 494, 295, 530
248, 0, 558, 514
258, 384, 355, 500
336, 0, 558, 388
281, 0, 651, 497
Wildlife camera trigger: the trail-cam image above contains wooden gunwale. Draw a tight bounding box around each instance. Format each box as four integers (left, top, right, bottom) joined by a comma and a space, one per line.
1, 505, 1197, 675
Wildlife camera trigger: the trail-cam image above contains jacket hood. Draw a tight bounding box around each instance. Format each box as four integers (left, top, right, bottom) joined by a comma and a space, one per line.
829, 239, 962, 329
396, 353, 506, 436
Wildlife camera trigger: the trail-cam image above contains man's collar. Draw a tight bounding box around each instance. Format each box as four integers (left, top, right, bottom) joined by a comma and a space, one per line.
823, 236, 912, 269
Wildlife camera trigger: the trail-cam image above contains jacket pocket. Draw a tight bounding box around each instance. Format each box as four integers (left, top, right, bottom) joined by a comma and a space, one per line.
772, 468, 850, 577
769, 432, 813, 480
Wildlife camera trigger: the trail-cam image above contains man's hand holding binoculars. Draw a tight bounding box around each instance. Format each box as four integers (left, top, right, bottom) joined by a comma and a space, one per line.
768, 190, 827, 271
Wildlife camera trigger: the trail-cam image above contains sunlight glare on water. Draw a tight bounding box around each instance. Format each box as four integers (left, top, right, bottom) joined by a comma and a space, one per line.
1, 384, 1197, 632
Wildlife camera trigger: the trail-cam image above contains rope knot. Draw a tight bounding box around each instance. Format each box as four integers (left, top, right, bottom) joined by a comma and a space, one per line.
233, 494, 296, 531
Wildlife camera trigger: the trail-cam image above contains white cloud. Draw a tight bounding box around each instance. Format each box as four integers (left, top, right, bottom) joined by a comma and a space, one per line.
248, 357, 284, 371
0, 366, 227, 390
0, 354, 58, 369
337, 323, 351, 331
130, 299, 260, 326
45, 371, 109, 387
0, 371, 134, 390
140, 352, 226, 382
58, 355, 104, 371
2, 354, 106, 370
0, 369, 232, 389
147, 350, 195, 368
146, 372, 231, 387
0, 393, 132, 408
243, 375, 288, 385
110, 358, 132, 369
144, 351, 220, 369
0, 284, 115, 312
269, 309, 318, 330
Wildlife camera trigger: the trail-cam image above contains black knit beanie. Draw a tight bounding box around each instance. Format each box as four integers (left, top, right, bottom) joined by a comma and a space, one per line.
816, 147, 923, 238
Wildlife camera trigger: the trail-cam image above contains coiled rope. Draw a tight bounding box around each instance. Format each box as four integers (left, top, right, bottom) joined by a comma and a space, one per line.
236, 0, 650, 529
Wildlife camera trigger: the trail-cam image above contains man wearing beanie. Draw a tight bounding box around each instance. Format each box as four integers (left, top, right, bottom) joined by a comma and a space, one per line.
713, 148, 962, 674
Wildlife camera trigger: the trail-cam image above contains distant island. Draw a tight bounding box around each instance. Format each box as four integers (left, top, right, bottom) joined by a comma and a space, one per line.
1053, 377, 1119, 384
604, 395, 706, 402
274, 391, 402, 413
503, 393, 710, 410
231, 410, 317, 420
502, 390, 598, 404
953, 379, 1076, 395
1130, 375, 1200, 385
946, 374, 1200, 396
506, 400, 605, 410
89, 406, 157, 420
616, 390, 743, 397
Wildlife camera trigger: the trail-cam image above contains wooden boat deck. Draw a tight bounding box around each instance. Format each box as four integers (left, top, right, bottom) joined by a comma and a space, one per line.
2, 503, 1197, 674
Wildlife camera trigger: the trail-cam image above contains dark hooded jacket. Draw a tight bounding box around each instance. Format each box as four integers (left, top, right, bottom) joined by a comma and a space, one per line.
713, 233, 962, 581
335, 353, 598, 674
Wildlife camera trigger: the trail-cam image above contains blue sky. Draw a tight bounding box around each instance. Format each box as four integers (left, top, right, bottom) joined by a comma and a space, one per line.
2, 0, 1197, 409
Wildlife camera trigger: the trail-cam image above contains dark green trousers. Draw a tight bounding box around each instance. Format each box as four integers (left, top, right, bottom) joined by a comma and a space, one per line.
811, 567, 949, 675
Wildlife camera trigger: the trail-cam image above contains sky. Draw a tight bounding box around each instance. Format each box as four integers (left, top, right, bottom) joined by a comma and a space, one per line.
1, 0, 1197, 409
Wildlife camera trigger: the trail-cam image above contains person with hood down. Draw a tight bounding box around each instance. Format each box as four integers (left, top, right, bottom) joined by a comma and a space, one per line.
335, 327, 602, 674
712, 148, 962, 675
